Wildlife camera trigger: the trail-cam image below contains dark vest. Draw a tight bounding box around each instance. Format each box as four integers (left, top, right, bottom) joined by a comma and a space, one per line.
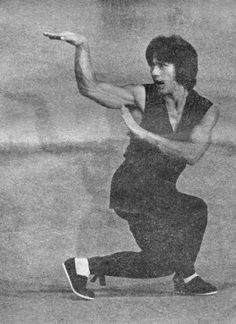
124, 84, 212, 181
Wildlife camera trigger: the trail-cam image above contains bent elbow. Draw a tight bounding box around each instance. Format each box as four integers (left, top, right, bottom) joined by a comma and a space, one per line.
187, 152, 204, 166
188, 159, 197, 166
186, 157, 196, 166
77, 83, 100, 100
75, 82, 90, 96
78, 87, 90, 97
186, 141, 210, 166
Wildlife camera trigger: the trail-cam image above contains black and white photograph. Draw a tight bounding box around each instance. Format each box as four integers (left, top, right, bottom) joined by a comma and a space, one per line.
0, 0, 235, 323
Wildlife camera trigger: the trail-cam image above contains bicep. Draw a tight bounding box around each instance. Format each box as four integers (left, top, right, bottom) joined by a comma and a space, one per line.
86, 82, 145, 110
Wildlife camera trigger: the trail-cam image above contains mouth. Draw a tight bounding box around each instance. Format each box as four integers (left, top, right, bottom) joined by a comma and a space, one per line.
154, 80, 164, 85
154, 81, 165, 91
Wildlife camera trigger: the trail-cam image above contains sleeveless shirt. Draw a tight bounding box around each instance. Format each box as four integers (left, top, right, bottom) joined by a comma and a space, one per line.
124, 84, 212, 179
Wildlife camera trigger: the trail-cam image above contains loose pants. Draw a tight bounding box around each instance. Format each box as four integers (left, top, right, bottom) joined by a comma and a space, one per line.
89, 191, 208, 279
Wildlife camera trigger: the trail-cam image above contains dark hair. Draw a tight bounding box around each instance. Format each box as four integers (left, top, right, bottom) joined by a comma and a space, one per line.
145, 35, 198, 91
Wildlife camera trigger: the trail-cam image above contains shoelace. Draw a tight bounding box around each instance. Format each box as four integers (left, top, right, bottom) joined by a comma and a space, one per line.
90, 275, 106, 286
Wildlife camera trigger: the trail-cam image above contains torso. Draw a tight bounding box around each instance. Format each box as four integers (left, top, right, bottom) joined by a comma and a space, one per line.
166, 87, 189, 131
110, 85, 213, 212
125, 84, 213, 160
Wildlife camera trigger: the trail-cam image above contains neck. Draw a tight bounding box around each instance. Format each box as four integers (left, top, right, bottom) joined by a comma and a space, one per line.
165, 86, 188, 109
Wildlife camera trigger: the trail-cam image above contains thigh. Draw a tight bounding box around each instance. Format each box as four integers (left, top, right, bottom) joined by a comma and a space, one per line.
150, 187, 208, 224
115, 190, 207, 254
128, 216, 181, 252
128, 216, 187, 271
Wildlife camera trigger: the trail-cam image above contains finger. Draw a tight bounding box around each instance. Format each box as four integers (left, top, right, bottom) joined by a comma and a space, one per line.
43, 32, 56, 37
43, 32, 63, 40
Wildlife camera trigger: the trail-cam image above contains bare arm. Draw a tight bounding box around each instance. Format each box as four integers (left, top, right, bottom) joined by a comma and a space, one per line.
211, 114, 236, 151
43, 31, 145, 111
121, 105, 220, 165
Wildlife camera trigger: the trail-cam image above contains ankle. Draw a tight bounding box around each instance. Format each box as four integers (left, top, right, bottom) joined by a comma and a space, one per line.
184, 272, 199, 284
75, 257, 90, 277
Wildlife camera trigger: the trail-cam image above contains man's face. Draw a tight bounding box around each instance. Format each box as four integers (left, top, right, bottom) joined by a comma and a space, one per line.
150, 56, 178, 95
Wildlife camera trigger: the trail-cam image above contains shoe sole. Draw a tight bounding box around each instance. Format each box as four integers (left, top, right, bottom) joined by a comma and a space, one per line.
175, 290, 218, 296
62, 263, 94, 300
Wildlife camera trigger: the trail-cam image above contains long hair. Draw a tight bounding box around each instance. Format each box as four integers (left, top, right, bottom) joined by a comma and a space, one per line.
146, 35, 198, 91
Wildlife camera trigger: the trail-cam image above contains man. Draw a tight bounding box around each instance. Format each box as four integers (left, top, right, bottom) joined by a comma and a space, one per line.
44, 31, 219, 300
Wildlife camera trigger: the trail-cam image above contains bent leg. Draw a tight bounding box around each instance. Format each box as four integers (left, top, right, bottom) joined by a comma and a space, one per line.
89, 194, 208, 280
167, 193, 208, 277
89, 210, 177, 279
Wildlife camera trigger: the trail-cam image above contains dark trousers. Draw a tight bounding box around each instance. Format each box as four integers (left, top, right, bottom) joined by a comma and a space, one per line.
89, 192, 208, 279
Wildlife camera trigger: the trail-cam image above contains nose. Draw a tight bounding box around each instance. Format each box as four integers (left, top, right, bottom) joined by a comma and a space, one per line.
151, 65, 161, 77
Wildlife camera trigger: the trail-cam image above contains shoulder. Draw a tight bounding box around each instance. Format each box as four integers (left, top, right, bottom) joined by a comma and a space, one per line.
189, 90, 219, 128
122, 84, 146, 112
122, 84, 145, 95
205, 104, 220, 119
191, 90, 213, 108
189, 90, 219, 122
199, 104, 220, 128
193, 90, 220, 121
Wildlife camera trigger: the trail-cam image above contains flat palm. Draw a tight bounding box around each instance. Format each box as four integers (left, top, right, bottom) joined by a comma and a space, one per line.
43, 31, 86, 46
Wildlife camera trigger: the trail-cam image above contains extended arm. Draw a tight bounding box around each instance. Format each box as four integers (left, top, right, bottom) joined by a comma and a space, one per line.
121, 105, 220, 165
43, 31, 145, 111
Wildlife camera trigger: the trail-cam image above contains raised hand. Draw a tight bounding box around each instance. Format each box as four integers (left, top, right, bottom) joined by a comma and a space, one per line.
43, 31, 87, 46
121, 105, 163, 147
121, 106, 148, 140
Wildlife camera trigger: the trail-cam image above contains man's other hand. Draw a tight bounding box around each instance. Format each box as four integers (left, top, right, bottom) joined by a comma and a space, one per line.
43, 31, 86, 46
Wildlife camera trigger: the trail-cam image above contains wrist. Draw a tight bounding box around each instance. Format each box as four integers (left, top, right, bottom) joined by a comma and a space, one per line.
75, 38, 88, 47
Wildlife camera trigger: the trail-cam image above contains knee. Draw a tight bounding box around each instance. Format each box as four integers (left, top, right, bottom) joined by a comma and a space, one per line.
198, 199, 208, 215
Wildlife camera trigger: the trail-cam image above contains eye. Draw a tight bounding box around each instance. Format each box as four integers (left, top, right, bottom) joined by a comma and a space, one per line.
150, 64, 155, 70
160, 62, 169, 68
155, 61, 168, 69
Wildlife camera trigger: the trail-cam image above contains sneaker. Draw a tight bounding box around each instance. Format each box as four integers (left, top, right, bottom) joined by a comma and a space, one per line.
174, 275, 218, 296
62, 258, 95, 300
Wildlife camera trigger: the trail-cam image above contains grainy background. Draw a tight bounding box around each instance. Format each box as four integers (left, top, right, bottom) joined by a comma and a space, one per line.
0, 0, 235, 323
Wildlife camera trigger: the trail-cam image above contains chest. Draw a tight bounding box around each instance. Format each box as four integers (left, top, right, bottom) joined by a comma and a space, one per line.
165, 103, 184, 132
140, 99, 204, 141
139, 86, 211, 141
141, 101, 187, 136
